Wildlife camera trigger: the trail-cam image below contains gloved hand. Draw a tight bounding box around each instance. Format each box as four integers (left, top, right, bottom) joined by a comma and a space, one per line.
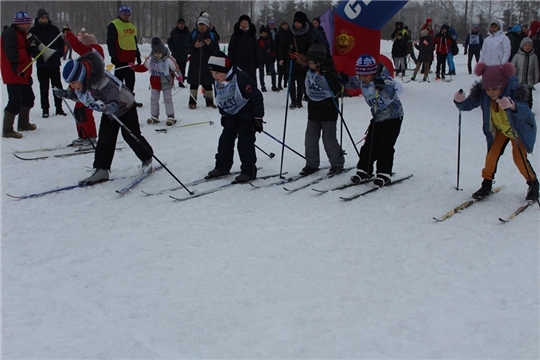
337, 71, 349, 85
128, 62, 136, 70
374, 76, 385, 91
62, 24, 71, 33
102, 102, 118, 115
253, 118, 264, 133
453, 89, 465, 103
317, 65, 328, 75
111, 56, 119, 66
26, 33, 41, 47
176, 75, 183, 83
288, 51, 298, 60
497, 96, 514, 110
53, 89, 68, 99
136, 54, 142, 65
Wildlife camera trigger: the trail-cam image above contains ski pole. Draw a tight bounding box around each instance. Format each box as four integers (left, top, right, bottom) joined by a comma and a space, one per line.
279, 57, 295, 178
20, 32, 63, 76
61, 97, 97, 151
456, 89, 463, 191
255, 144, 275, 159
110, 113, 193, 195
263, 130, 305, 159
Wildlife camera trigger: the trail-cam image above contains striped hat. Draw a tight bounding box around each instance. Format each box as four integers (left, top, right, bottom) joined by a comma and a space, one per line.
63, 59, 86, 83
208, 51, 231, 73
13, 11, 32, 25
355, 54, 378, 75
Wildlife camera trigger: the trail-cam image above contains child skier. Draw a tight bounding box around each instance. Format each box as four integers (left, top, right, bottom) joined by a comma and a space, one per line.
300, 43, 345, 177
206, 51, 264, 183
510, 37, 539, 109
339, 54, 404, 186
54, 51, 154, 185
453, 62, 538, 200
130, 36, 182, 126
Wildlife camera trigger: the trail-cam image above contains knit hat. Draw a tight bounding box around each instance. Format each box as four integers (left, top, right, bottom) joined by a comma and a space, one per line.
80, 28, 86, 33
260, 25, 268, 34
312, 17, 321, 25
197, 16, 209, 27
520, 36, 533, 48
81, 33, 97, 45
177, 18, 185, 24
208, 51, 231, 73
37, 8, 49, 18
118, 5, 131, 16
420, 29, 429, 37
293, 11, 308, 25
238, 15, 251, 23
306, 43, 327, 64
474, 62, 515, 89
199, 11, 209, 18
151, 36, 166, 54
63, 59, 86, 83
13, 11, 32, 25
355, 54, 378, 75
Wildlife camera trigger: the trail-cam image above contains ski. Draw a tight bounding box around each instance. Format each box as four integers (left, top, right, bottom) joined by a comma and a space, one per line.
284, 166, 355, 193
116, 164, 165, 194
250, 166, 331, 189
155, 120, 214, 133
339, 174, 414, 201
11, 145, 74, 153
13, 147, 125, 161
312, 178, 373, 194
170, 172, 283, 201
499, 200, 535, 223
433, 186, 503, 222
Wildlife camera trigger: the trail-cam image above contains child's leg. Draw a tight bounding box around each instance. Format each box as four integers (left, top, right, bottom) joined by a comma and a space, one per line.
150, 89, 160, 118
215, 116, 240, 173
258, 62, 265, 87
119, 106, 153, 162
269, 61, 277, 87
163, 88, 174, 117
481, 130, 510, 180
373, 117, 403, 175
357, 121, 377, 175
320, 121, 344, 167
511, 137, 537, 181
236, 116, 257, 176
304, 120, 322, 168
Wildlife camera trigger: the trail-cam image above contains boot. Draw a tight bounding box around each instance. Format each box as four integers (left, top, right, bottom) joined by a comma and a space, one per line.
79, 169, 109, 185
373, 173, 392, 187
147, 116, 159, 124
351, 169, 371, 184
141, 158, 153, 174
472, 179, 493, 200
17, 107, 37, 131
189, 89, 198, 109
166, 116, 177, 126
2, 110, 22, 138
300, 166, 319, 176
204, 90, 217, 108
526, 179, 539, 201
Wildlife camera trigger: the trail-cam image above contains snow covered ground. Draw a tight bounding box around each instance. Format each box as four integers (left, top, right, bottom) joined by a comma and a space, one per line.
1, 40, 539, 358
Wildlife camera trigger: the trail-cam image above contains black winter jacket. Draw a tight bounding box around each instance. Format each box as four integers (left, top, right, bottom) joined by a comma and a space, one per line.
185, 29, 220, 85
28, 18, 64, 68
228, 23, 258, 78
167, 26, 190, 63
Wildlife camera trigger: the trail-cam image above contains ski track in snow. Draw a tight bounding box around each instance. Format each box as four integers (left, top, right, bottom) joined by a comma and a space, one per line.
1, 40, 539, 358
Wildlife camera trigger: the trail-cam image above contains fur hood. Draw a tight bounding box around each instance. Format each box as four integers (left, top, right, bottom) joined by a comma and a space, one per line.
469, 76, 529, 102
290, 21, 310, 37
78, 51, 105, 88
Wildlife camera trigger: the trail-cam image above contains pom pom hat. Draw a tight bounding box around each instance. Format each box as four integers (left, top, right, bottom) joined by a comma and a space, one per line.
63, 59, 86, 83
151, 36, 166, 55
355, 54, 378, 75
118, 5, 131, 16
474, 62, 515, 89
197, 16, 209, 27
208, 51, 231, 73
13, 11, 32, 25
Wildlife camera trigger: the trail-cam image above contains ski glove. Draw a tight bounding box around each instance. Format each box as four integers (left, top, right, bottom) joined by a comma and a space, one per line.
26, 33, 41, 47
337, 71, 349, 85
374, 76, 385, 91
128, 62, 136, 70
92, 102, 118, 115
288, 51, 298, 60
497, 96, 514, 110
253, 118, 264, 133
453, 90, 465, 103
53, 89, 69, 99
317, 65, 328, 75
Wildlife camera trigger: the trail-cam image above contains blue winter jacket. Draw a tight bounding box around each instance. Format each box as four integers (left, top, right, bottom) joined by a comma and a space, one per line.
454, 76, 537, 153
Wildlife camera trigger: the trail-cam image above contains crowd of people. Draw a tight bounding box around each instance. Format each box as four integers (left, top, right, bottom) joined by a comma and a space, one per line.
1, 7, 538, 199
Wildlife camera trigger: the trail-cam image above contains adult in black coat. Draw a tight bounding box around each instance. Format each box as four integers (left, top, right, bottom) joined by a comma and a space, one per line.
228, 14, 258, 84
28, 8, 65, 118
278, 11, 313, 109
167, 18, 190, 87
274, 21, 289, 89
312, 17, 330, 53
185, 16, 220, 109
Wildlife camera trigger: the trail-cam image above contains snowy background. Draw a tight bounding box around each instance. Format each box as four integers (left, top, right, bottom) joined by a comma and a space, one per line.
1, 40, 539, 358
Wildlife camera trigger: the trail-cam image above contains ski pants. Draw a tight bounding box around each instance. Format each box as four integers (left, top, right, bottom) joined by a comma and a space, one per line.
74, 102, 98, 138
467, 51, 480, 73
259, 60, 276, 87
304, 120, 344, 168
436, 53, 447, 76
215, 114, 257, 177
5, 83, 34, 115
114, 66, 136, 93
150, 88, 174, 118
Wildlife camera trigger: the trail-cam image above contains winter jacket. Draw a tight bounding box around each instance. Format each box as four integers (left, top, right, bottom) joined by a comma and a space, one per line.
506, 25, 522, 60
414, 34, 434, 63
464, 29, 484, 54
132, 49, 179, 91
391, 22, 404, 40
228, 22, 258, 78
66, 51, 136, 117
312, 24, 329, 53
167, 25, 190, 63
65, 31, 104, 58
479, 20, 511, 65
185, 28, 219, 85
391, 34, 408, 58
305, 64, 341, 122
1, 25, 37, 85
257, 34, 275, 64
28, 17, 64, 68
455, 76, 537, 153
282, 21, 313, 80
106, 17, 140, 64
434, 27, 453, 55
511, 45, 539, 88
344, 66, 404, 123
275, 26, 289, 64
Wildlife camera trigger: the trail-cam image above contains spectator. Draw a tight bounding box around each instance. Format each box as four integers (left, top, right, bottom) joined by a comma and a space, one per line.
257, 25, 277, 92
391, 21, 404, 40
312, 17, 329, 50
167, 18, 190, 87
511, 37, 539, 109
267, 19, 276, 40
392, 31, 408, 77
506, 24, 522, 60
410, 29, 434, 82
464, 24, 484, 74
228, 14, 258, 84
275, 21, 289, 90
479, 19, 511, 65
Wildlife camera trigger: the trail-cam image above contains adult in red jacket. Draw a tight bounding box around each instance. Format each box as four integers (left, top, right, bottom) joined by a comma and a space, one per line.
63, 27, 104, 145
106, 5, 142, 107
434, 24, 453, 80
1, 11, 39, 138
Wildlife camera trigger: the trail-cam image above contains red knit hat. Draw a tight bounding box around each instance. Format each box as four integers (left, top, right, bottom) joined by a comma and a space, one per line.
474, 62, 515, 89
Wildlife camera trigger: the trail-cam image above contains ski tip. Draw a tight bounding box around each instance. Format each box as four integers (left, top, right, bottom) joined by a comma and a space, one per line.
498, 218, 509, 223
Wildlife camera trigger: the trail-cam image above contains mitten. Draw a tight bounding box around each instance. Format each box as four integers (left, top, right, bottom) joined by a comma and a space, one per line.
497, 96, 514, 110
53, 89, 68, 99
176, 74, 183, 83
453, 90, 465, 103
253, 118, 264, 133
337, 71, 349, 85
102, 102, 118, 115
62, 24, 71, 33
26, 33, 41, 47
374, 76, 385, 90
288, 51, 298, 60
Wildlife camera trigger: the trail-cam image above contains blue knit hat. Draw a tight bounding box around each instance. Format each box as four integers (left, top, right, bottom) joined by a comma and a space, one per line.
63, 60, 86, 83
355, 54, 378, 75
118, 5, 131, 16
13, 11, 32, 25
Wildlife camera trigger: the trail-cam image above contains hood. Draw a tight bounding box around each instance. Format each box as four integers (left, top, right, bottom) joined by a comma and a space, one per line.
508, 24, 521, 33
78, 51, 105, 87
290, 21, 310, 37
490, 19, 504, 35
